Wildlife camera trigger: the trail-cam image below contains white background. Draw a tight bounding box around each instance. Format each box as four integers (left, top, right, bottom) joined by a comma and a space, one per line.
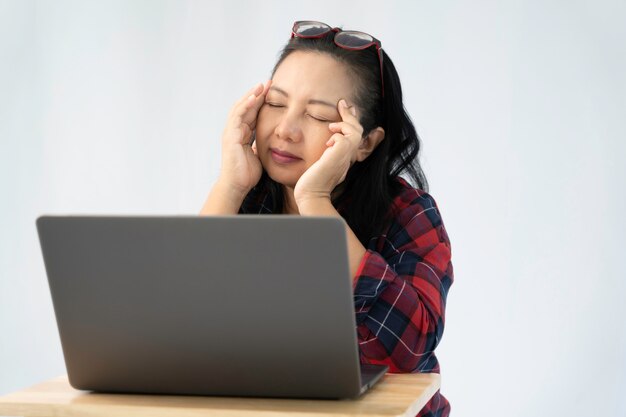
1, 1, 625, 416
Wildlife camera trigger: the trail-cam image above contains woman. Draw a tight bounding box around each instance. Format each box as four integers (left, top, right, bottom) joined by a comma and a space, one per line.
201, 21, 453, 417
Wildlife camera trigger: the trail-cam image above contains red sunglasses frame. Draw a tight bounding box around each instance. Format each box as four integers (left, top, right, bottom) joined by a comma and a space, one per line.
290, 20, 385, 97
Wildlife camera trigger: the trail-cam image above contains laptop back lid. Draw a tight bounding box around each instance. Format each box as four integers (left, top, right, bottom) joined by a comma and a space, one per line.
36, 215, 364, 399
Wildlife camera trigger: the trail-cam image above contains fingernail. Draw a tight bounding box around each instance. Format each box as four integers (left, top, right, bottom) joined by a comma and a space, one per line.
340, 99, 348, 108
350, 107, 356, 116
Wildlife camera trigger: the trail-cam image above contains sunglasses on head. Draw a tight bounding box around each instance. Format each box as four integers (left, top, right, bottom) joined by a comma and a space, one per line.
291, 20, 385, 97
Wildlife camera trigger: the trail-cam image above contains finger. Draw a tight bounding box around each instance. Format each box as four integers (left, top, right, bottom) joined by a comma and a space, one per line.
230, 81, 266, 118
332, 100, 364, 139
227, 80, 272, 142
229, 87, 259, 120
325, 125, 344, 146
328, 122, 351, 133
326, 125, 345, 147
262, 78, 272, 95
247, 79, 272, 112
337, 99, 358, 121
240, 82, 264, 105
325, 132, 351, 148
242, 79, 272, 126
327, 122, 362, 143
227, 83, 265, 130
245, 79, 272, 109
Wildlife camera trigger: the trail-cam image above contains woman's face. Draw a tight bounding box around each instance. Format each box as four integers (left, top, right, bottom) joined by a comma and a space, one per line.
255, 51, 357, 188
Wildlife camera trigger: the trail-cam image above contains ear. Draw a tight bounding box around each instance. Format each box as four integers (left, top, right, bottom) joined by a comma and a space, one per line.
356, 127, 385, 162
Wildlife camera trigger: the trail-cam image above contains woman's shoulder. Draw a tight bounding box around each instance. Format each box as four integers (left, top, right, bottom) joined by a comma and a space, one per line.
390, 177, 440, 214
386, 176, 448, 236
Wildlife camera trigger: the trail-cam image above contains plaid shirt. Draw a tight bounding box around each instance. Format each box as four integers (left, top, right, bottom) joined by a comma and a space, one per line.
240, 177, 453, 417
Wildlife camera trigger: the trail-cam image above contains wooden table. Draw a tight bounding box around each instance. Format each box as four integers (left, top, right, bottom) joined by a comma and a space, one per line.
0, 373, 439, 417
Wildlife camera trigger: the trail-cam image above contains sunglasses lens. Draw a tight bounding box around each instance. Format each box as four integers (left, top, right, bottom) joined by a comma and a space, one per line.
294, 21, 331, 37
335, 31, 375, 48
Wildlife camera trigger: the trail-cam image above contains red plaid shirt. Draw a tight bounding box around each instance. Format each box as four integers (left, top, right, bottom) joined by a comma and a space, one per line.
241, 177, 453, 417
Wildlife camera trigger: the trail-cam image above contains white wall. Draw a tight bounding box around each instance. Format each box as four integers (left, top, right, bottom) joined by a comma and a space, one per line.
1, 1, 625, 416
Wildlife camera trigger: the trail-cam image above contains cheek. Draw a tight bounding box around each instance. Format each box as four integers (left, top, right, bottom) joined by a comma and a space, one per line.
305, 126, 333, 160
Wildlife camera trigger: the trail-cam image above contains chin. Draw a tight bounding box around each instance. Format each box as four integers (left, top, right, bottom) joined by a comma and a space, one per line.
264, 165, 300, 189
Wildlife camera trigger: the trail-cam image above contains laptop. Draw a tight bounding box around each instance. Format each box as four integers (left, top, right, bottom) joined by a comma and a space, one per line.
36, 215, 388, 399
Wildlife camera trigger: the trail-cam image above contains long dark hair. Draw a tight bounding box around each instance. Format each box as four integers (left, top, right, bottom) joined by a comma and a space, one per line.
245, 31, 428, 245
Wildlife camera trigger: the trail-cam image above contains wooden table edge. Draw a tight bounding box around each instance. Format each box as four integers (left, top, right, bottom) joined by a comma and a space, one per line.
0, 373, 441, 417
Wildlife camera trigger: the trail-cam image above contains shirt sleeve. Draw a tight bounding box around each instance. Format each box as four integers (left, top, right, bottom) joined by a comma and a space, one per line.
352, 190, 453, 373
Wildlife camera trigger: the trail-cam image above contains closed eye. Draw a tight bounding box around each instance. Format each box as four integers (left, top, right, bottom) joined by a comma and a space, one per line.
265, 102, 330, 122
308, 114, 330, 122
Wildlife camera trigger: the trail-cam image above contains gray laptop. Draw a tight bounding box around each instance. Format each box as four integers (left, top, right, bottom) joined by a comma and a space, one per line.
36, 215, 388, 399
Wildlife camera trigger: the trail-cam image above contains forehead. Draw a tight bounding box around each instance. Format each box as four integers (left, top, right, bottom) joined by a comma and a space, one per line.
271, 51, 356, 102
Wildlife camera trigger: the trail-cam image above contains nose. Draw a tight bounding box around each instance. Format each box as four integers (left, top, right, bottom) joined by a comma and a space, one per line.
274, 111, 304, 143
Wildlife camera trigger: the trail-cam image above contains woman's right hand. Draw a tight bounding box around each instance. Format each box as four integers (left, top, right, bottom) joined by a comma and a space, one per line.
217, 80, 272, 197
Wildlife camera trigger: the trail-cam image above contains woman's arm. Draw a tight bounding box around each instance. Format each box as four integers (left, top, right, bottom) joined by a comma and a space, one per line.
351, 190, 453, 373
199, 81, 271, 216
354, 190, 453, 372
200, 180, 247, 215
299, 188, 453, 373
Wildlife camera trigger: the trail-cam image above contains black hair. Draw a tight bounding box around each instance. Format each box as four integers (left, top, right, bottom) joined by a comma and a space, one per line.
248, 31, 428, 245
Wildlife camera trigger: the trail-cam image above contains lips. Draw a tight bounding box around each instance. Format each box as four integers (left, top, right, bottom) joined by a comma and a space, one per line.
271, 148, 300, 159
270, 148, 302, 164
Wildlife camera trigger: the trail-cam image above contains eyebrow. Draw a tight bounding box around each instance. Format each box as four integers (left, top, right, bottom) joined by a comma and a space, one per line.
268, 86, 337, 109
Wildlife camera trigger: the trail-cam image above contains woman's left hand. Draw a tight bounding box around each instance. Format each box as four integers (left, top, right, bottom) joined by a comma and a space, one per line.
293, 99, 364, 206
